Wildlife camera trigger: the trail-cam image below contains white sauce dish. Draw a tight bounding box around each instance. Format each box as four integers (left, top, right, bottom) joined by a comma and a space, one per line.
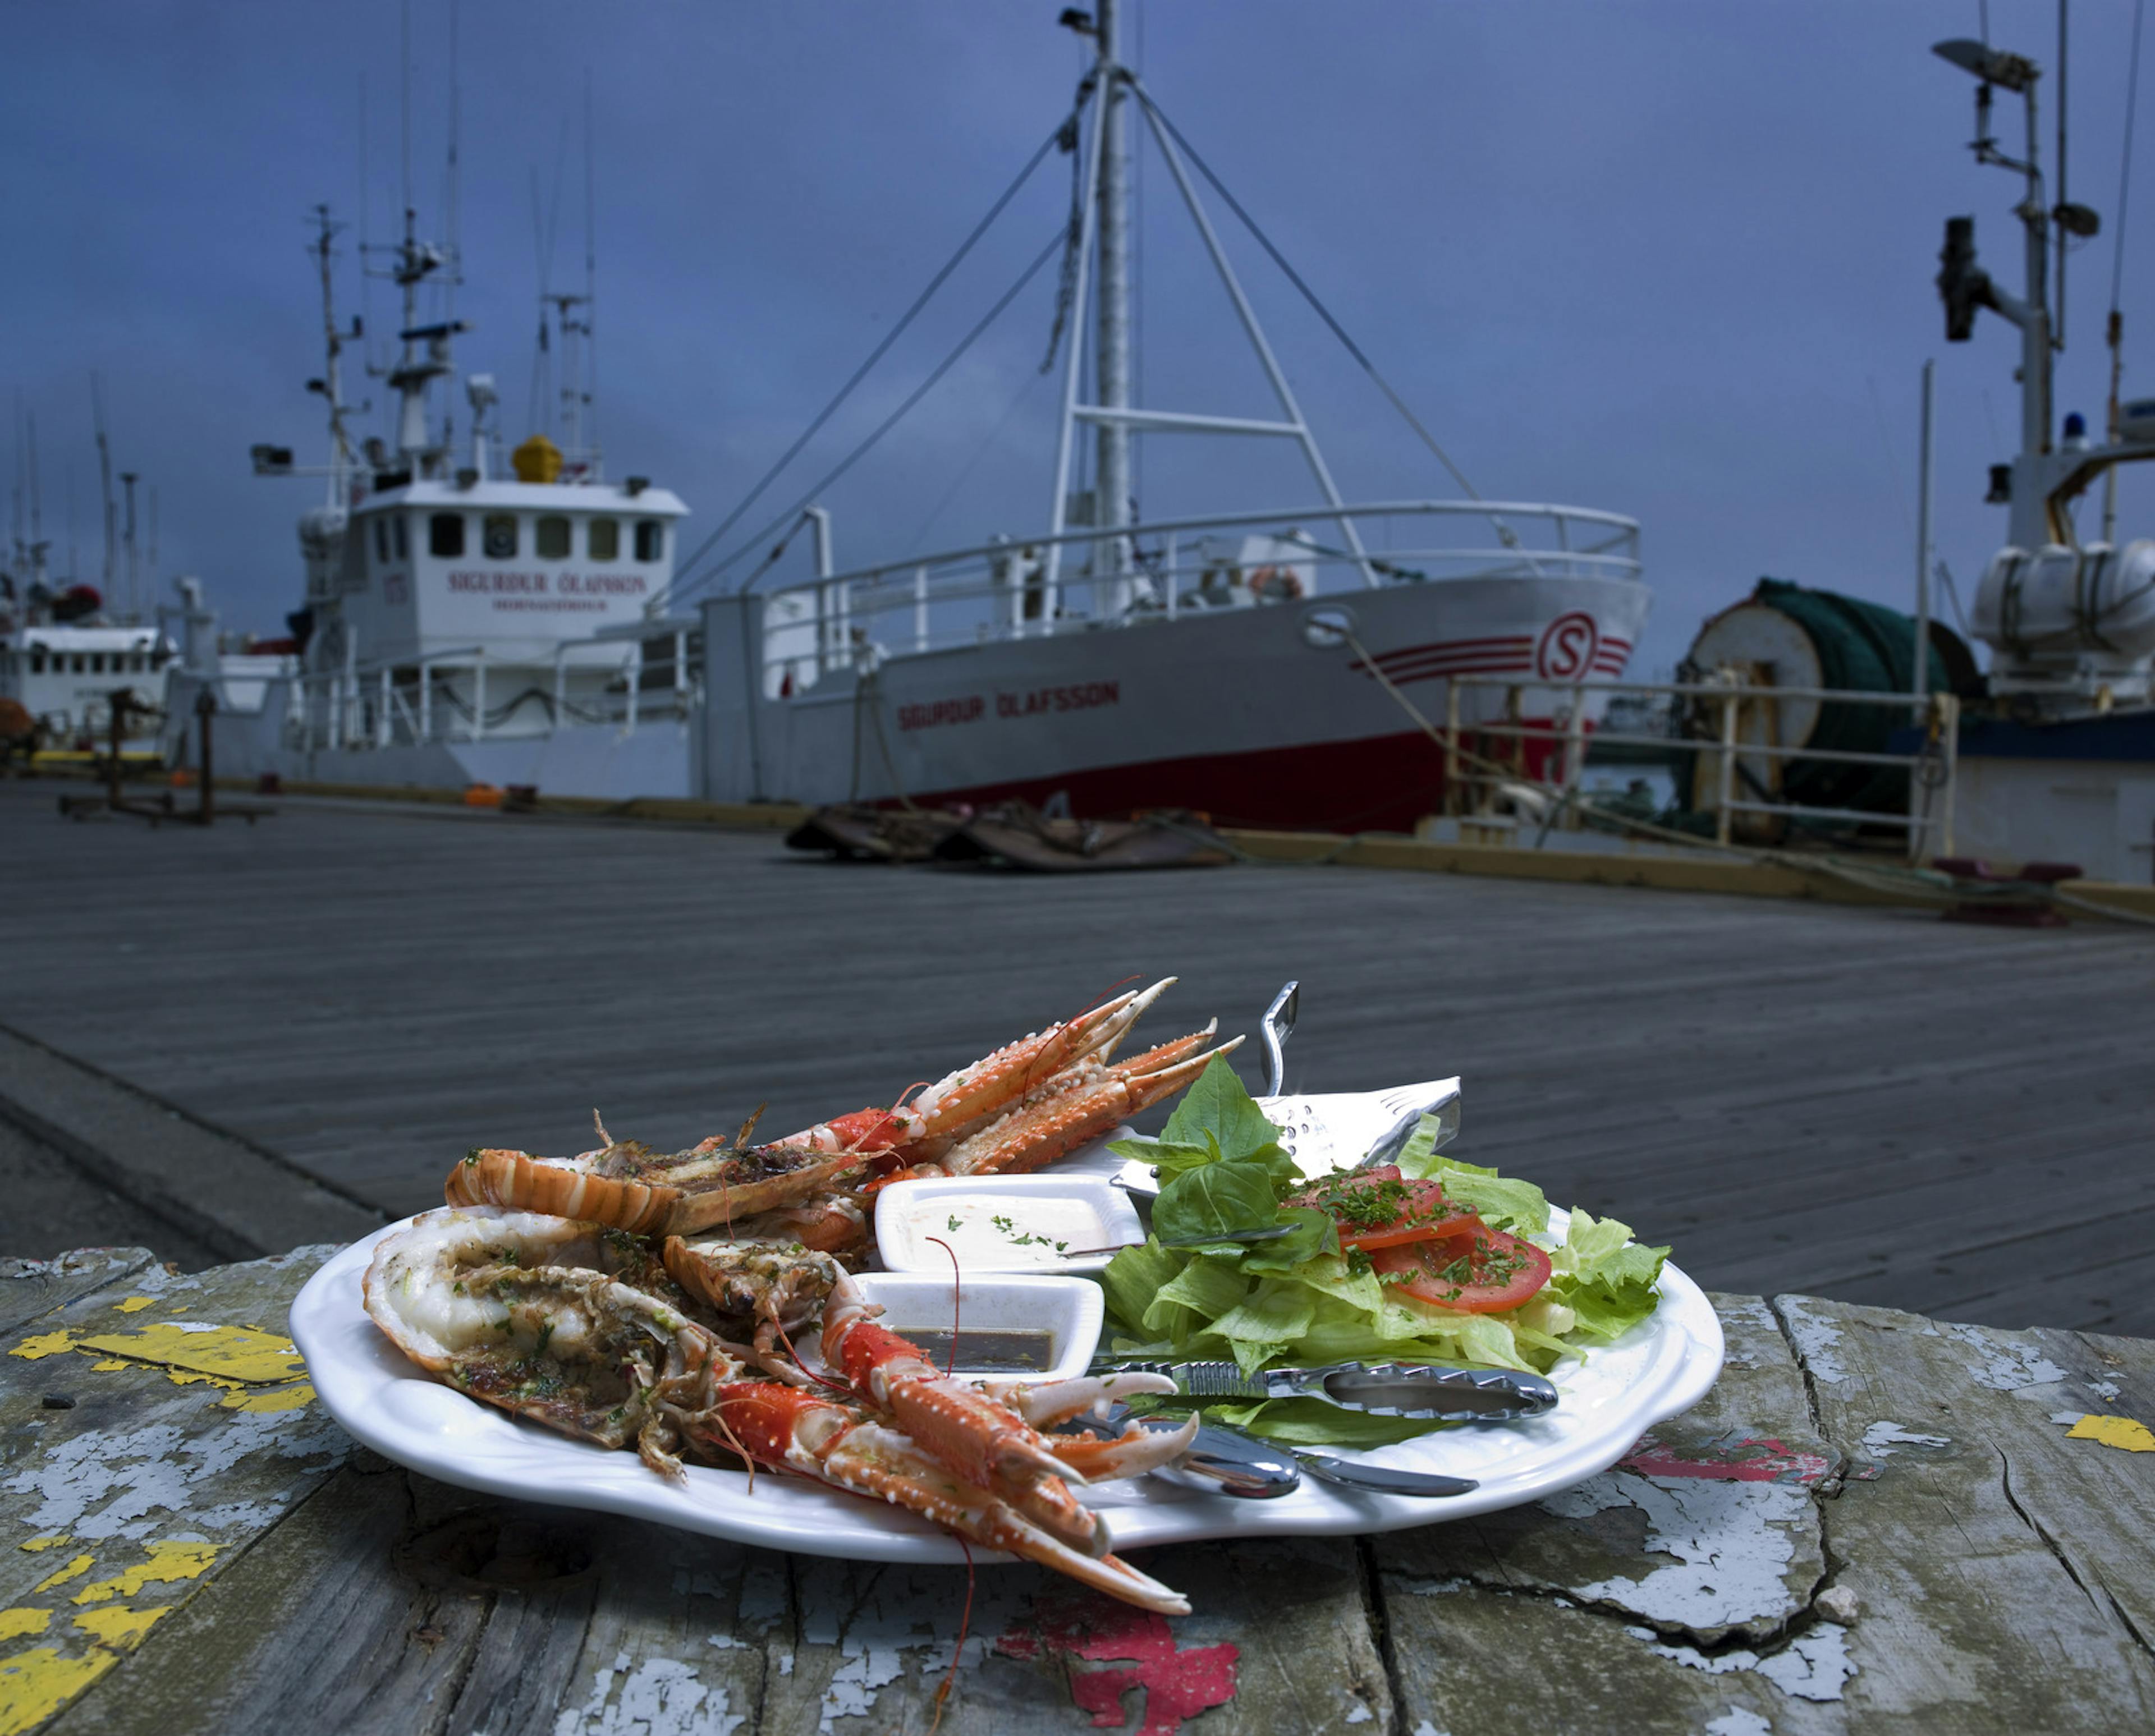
873, 1174, 1141, 1276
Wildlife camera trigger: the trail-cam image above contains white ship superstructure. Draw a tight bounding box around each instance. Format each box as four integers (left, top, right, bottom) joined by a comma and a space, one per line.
193, 201, 693, 793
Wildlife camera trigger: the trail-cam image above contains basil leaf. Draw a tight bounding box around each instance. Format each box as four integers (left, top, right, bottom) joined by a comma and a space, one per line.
1158, 1054, 1285, 1165
1153, 1158, 1280, 1250
1238, 1207, 1336, 1274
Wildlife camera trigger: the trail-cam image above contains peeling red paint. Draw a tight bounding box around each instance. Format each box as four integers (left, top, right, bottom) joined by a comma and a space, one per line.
1618, 1430, 1833, 1485
997, 1591, 1239, 1734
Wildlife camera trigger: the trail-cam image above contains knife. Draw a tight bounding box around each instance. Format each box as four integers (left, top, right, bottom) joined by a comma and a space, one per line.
1103, 1360, 1558, 1422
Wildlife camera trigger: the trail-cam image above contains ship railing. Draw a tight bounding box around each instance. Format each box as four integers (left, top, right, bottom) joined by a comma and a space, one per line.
749, 500, 1639, 697
1435, 673, 1959, 864
288, 626, 699, 751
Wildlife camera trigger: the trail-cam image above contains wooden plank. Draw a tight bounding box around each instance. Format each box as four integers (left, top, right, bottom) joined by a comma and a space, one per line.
0, 1248, 346, 1732
4, 780, 2151, 1336
0, 1027, 384, 1264
1374, 1292, 1850, 1732
763, 1536, 1385, 1734
0, 1251, 158, 1342
1772, 1293, 2155, 1728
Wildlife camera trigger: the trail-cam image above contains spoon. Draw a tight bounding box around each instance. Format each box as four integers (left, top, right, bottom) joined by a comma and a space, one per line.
1259, 980, 1299, 1097
1288, 1451, 1478, 1498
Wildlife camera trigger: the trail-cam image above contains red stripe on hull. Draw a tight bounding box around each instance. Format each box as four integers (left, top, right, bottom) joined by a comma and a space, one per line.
902, 718, 1589, 834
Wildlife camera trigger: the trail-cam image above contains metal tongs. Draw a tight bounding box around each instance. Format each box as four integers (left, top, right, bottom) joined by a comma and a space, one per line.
1107, 1360, 1559, 1422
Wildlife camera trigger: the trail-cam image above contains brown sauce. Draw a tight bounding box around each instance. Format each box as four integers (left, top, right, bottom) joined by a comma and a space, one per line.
892, 1328, 1058, 1374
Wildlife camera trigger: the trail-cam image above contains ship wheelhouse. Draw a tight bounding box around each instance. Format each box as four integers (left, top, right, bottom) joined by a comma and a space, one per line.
0, 625, 175, 747
299, 470, 690, 751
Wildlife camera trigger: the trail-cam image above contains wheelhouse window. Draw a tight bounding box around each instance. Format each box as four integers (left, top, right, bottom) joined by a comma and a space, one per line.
535, 515, 572, 559
588, 517, 620, 562
29, 649, 45, 674
634, 519, 665, 562
429, 513, 466, 558
394, 516, 410, 560
373, 518, 391, 563
483, 514, 519, 559
89, 653, 106, 674
71, 654, 86, 674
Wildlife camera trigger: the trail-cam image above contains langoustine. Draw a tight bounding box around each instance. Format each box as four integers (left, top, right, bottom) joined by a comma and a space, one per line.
386, 983, 1237, 1612
364, 1205, 1194, 1611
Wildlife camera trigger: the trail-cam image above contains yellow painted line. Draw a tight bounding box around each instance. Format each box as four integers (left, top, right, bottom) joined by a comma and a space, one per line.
0, 1646, 121, 1736
112, 1298, 155, 1315
70, 1606, 171, 1650
29, 1557, 91, 1596
15, 1539, 69, 1555
2066, 1413, 2155, 1452
71, 1542, 221, 1606
0, 1614, 48, 1646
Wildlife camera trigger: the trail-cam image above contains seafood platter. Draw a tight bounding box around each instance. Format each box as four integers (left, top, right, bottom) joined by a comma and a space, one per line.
291, 980, 1723, 1616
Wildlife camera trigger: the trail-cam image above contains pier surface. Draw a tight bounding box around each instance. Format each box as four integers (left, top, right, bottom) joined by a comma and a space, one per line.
2, 779, 2149, 1335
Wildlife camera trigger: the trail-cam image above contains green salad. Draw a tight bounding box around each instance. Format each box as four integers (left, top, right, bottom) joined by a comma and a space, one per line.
1098, 1057, 1670, 1445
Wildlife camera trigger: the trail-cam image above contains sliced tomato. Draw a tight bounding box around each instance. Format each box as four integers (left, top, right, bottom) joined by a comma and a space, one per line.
1286, 1165, 1483, 1251
1371, 1226, 1553, 1313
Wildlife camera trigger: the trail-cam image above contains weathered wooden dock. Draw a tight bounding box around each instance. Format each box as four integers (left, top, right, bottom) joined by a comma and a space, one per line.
4, 1246, 2152, 1733
3, 782, 2149, 1336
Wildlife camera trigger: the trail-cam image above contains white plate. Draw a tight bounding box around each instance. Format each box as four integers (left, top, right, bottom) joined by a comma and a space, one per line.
292, 1132, 1721, 1566
873, 1173, 1142, 1274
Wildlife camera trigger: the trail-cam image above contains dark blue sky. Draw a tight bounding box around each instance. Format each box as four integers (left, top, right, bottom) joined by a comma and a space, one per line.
7, 1, 2150, 673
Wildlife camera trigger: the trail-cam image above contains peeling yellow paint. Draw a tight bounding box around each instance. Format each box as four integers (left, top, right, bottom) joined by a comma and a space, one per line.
30, 1556, 91, 1595
71, 1606, 171, 1650
2066, 1413, 2155, 1453
71, 1541, 221, 1606
0, 1613, 49, 1645
0, 1645, 121, 1736
7, 1331, 76, 1362
113, 1297, 155, 1315
219, 1381, 315, 1414
5, 1322, 305, 1391
16, 1538, 69, 1555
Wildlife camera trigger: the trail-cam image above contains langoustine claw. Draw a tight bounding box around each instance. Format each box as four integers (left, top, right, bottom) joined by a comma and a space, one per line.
693, 1381, 1190, 1615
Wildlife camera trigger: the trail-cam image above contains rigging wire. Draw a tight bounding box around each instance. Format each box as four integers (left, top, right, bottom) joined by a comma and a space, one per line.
903, 366, 1049, 557
1128, 80, 1514, 543
2110, 0, 2145, 321
672, 229, 1067, 605
670, 110, 1082, 594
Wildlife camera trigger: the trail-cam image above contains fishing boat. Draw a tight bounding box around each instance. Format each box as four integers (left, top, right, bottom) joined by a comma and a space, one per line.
693, 1, 1647, 832
201, 4, 1647, 829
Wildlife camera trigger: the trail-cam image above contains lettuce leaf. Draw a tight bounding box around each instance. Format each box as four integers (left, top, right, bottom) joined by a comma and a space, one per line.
1096, 1065, 1670, 1445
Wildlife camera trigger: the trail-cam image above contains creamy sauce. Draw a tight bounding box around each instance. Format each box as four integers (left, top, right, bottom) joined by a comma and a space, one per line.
883, 1195, 1111, 1269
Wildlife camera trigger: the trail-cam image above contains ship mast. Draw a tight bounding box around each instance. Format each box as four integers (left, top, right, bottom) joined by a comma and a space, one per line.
311, 205, 356, 511
1093, 0, 1134, 582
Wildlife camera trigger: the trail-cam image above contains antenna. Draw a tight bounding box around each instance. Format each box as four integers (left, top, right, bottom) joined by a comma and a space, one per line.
399, 0, 412, 226
148, 486, 158, 590
583, 69, 601, 479
91, 374, 116, 600
2056, 0, 2069, 350
441, 0, 462, 330
120, 471, 139, 623
2104, 0, 2147, 541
